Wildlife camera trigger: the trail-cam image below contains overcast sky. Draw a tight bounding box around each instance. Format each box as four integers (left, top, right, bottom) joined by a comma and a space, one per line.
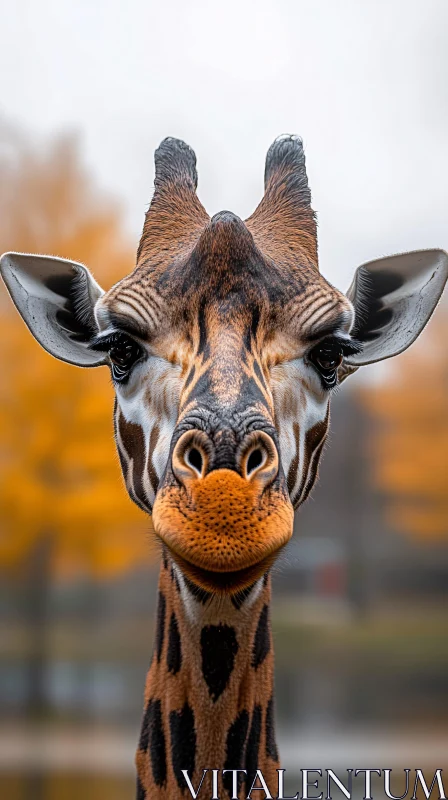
1, 0, 447, 294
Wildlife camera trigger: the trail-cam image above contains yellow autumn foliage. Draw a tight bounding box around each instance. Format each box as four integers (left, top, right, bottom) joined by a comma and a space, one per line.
0, 125, 153, 576
361, 313, 448, 540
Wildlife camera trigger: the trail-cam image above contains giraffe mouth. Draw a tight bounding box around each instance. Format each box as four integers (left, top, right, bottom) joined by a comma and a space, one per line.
152, 468, 294, 591
167, 548, 280, 593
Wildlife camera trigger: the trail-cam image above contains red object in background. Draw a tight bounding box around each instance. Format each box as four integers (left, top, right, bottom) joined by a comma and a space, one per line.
316, 562, 346, 596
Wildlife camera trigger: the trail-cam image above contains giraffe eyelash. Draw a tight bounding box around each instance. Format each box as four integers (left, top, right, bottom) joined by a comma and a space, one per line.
88, 331, 131, 352
334, 336, 363, 357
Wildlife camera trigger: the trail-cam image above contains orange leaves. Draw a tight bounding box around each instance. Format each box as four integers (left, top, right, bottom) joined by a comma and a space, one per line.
0, 125, 153, 576
387, 505, 448, 540
361, 314, 448, 541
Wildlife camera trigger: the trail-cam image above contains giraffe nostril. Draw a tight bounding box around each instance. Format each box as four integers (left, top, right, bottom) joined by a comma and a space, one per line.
186, 447, 203, 476
240, 431, 279, 488
246, 447, 265, 476
172, 430, 211, 487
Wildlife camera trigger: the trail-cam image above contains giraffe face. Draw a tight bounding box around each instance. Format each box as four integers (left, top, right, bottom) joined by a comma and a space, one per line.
95, 201, 354, 592
2, 136, 447, 594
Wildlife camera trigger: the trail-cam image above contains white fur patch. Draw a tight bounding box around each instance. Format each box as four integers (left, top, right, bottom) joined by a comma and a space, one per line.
115, 355, 182, 506
271, 357, 329, 504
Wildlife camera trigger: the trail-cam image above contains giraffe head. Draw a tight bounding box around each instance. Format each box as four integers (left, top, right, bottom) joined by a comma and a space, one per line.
2, 137, 447, 594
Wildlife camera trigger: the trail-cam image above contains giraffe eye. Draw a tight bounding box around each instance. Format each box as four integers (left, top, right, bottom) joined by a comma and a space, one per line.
308, 338, 343, 387
109, 335, 143, 382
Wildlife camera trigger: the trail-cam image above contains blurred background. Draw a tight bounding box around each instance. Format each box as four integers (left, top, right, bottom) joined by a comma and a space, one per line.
0, 1, 447, 798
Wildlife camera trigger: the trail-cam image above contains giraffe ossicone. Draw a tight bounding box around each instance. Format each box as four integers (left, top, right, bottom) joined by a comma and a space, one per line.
1, 135, 447, 799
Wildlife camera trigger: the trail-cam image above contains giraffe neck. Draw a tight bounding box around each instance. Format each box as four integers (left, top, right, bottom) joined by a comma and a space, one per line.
136, 554, 279, 799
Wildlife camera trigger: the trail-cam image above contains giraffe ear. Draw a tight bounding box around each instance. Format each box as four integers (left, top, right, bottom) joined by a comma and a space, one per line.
0, 251, 107, 367
344, 249, 448, 367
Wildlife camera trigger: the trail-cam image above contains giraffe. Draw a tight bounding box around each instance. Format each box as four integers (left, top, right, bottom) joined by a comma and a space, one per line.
1, 136, 447, 800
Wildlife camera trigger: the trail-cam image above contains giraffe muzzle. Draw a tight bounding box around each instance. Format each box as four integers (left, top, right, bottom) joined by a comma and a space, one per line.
152, 429, 294, 591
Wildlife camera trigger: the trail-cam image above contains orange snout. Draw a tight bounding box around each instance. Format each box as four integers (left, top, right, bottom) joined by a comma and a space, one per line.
152, 430, 294, 590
